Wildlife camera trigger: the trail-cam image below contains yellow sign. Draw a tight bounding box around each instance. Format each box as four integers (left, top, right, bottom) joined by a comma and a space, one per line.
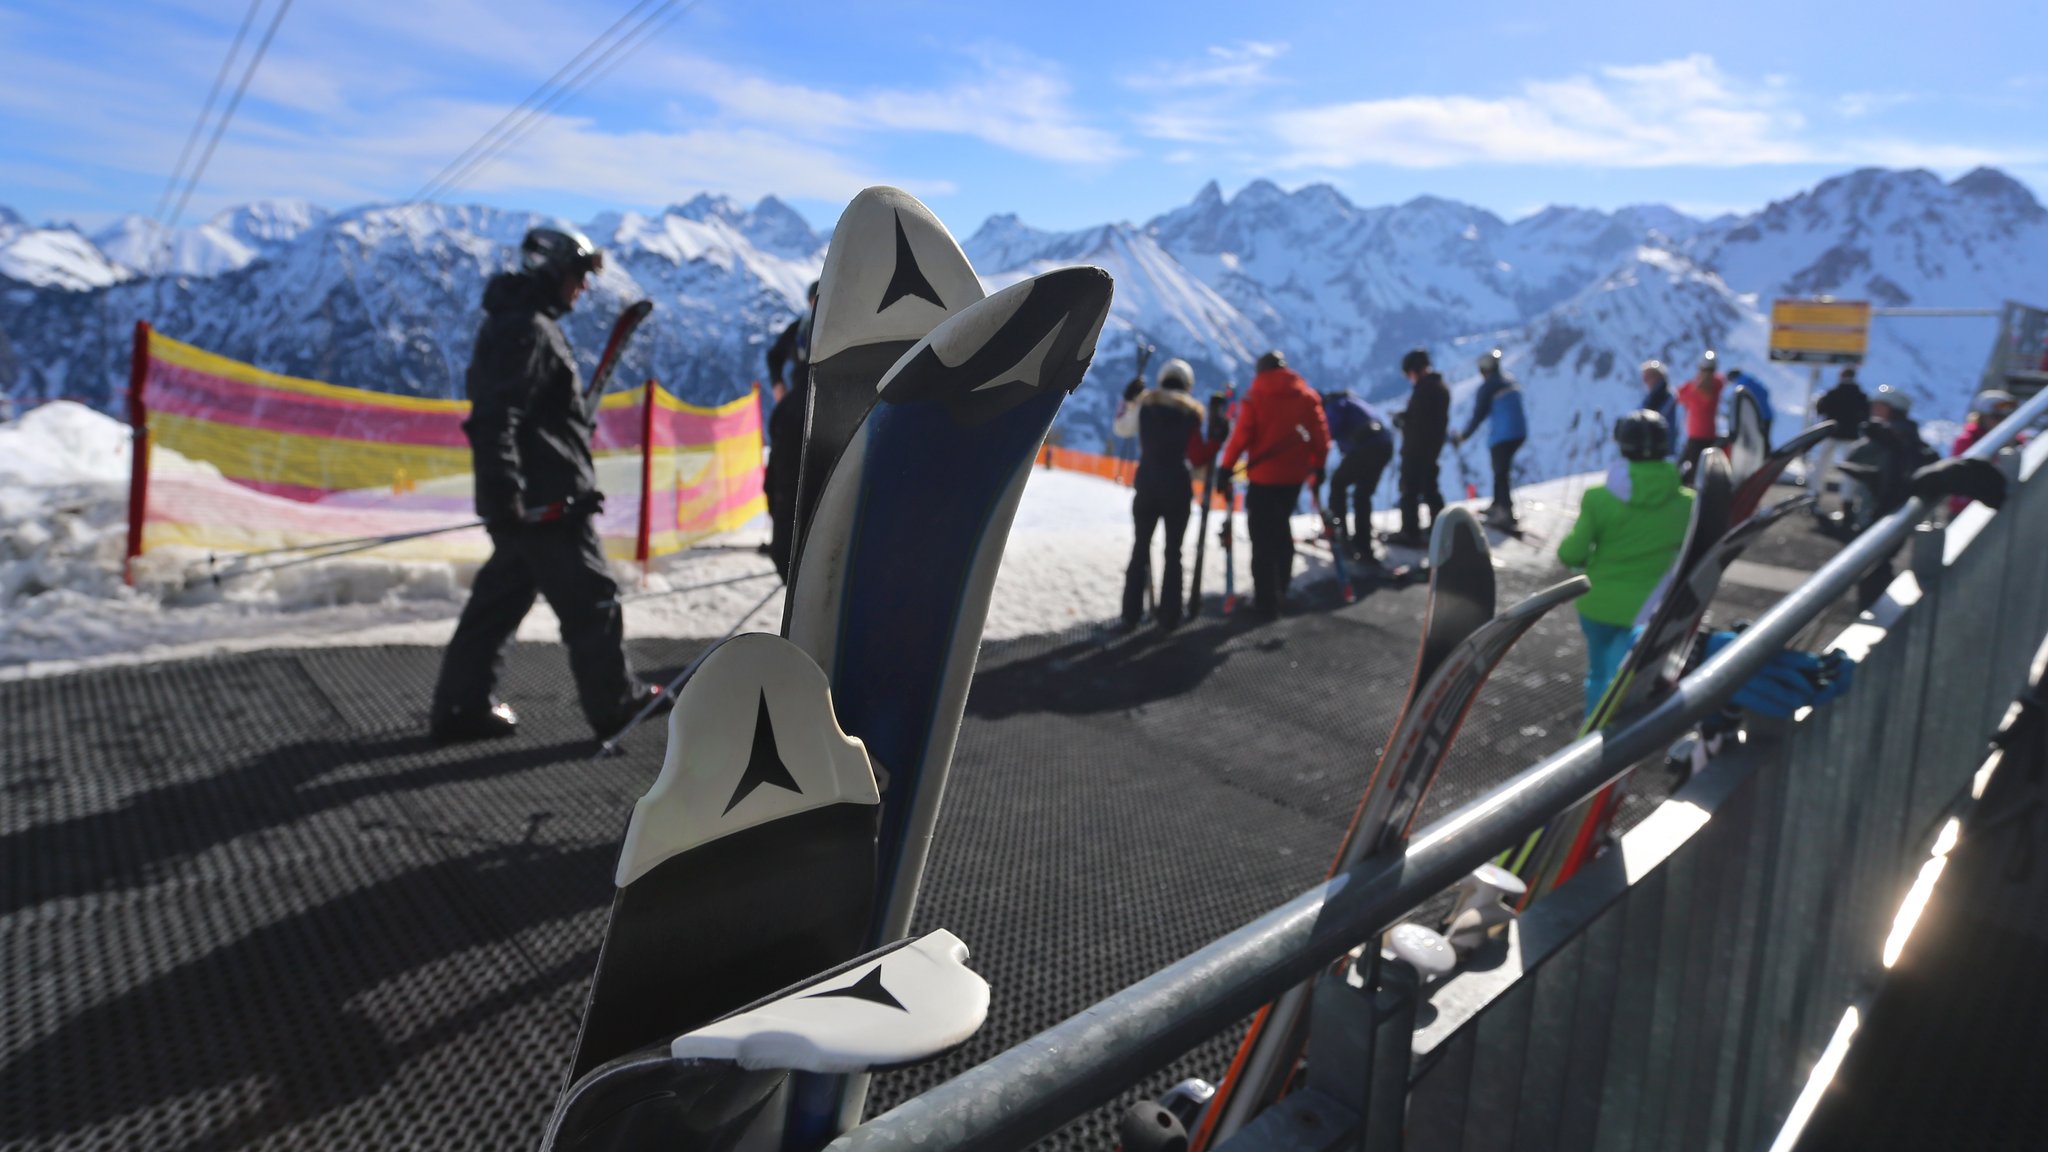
1770, 298, 1870, 364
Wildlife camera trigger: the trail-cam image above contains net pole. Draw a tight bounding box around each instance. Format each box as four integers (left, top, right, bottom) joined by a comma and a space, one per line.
636, 378, 656, 573
124, 321, 152, 586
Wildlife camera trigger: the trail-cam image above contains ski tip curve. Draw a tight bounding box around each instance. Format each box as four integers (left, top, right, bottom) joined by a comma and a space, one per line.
671, 929, 990, 1073
874, 266, 1114, 424
812, 186, 986, 364
616, 632, 878, 888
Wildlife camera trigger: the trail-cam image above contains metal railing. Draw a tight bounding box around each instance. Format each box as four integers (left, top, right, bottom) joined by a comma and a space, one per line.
831, 388, 2048, 1152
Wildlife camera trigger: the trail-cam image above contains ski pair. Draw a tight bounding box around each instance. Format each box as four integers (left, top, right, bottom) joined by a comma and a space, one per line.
1192, 510, 1590, 1148
561, 188, 1115, 1149
1189, 386, 1236, 619
1502, 426, 1826, 903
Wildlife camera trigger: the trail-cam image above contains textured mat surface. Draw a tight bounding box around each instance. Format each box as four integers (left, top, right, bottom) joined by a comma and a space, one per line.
0, 503, 1850, 1152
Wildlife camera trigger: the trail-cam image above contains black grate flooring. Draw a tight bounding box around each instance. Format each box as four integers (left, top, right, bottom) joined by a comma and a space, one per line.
0, 507, 1852, 1152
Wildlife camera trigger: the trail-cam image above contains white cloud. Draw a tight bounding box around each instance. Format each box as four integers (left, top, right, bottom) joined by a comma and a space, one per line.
1834, 91, 1916, 119
1125, 42, 1288, 92
1268, 55, 2038, 173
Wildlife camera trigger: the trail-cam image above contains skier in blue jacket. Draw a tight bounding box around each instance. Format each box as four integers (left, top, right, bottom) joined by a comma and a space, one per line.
1452, 348, 1528, 529
1319, 389, 1394, 564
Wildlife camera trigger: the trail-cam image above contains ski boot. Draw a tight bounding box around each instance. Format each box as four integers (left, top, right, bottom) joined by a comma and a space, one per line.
430, 698, 518, 744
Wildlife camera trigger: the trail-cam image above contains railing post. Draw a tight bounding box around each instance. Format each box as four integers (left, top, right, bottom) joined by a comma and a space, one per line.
124, 320, 152, 586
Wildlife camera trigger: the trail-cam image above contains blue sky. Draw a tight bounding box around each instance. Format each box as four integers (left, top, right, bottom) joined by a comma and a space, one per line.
2, 0, 2044, 235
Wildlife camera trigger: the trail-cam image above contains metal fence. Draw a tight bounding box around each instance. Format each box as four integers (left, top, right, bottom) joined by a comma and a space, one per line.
831, 392, 2048, 1152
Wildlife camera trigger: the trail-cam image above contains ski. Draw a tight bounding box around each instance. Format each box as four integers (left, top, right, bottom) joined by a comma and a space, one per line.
783, 265, 1113, 1132
546, 930, 989, 1151
1730, 419, 1837, 523
566, 632, 881, 1086
784, 187, 985, 605
1306, 484, 1355, 603
1195, 509, 1495, 1150
1188, 387, 1233, 619
1726, 385, 1769, 487
584, 299, 653, 398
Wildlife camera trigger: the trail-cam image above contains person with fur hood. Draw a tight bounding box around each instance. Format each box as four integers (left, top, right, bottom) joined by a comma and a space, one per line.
1113, 357, 1225, 629
1218, 350, 1330, 620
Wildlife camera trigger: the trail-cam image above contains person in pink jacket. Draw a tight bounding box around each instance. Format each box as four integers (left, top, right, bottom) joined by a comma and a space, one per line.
1675, 349, 1725, 483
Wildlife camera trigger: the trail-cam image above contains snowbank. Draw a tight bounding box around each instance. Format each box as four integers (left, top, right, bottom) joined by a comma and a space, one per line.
1, 403, 1581, 680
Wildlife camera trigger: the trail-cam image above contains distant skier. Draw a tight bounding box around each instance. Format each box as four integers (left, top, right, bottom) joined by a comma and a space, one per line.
1387, 348, 1449, 549
1726, 368, 1773, 446
763, 280, 818, 579
1840, 384, 1937, 530
1452, 347, 1528, 529
1676, 350, 1725, 482
431, 227, 661, 742
1639, 360, 1680, 455
1219, 350, 1329, 620
1318, 388, 1394, 565
1112, 357, 1223, 630
1948, 390, 2020, 515
1555, 410, 1693, 718
1812, 366, 1869, 521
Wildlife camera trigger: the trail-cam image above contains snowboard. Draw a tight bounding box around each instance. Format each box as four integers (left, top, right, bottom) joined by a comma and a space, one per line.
567, 632, 880, 1084
783, 266, 1113, 1134
783, 187, 985, 603
584, 299, 654, 398
1195, 509, 1495, 1149
545, 930, 989, 1152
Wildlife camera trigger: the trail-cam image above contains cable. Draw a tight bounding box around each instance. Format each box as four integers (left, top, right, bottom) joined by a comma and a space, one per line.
405, 0, 662, 206
151, 0, 265, 254
165, 0, 295, 233
414, 0, 699, 204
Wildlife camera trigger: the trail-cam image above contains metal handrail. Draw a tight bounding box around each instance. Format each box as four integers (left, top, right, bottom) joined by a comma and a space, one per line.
831, 389, 2048, 1152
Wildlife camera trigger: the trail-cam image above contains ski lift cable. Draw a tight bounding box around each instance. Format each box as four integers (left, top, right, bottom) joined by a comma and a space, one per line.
421, 0, 698, 203
151, 0, 265, 232
404, 0, 663, 207
164, 0, 296, 234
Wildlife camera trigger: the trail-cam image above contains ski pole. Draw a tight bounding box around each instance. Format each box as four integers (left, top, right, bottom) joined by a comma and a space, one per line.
203, 519, 486, 568
189, 518, 487, 588
610, 568, 778, 607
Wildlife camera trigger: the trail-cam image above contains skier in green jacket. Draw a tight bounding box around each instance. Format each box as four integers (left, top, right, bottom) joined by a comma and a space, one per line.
1556, 410, 1694, 717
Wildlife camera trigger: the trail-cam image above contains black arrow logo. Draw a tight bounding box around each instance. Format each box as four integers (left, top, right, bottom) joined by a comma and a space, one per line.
723, 691, 802, 815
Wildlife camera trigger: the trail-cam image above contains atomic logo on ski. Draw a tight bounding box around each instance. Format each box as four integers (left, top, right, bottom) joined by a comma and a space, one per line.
879, 211, 945, 313
723, 692, 803, 814
801, 964, 908, 1011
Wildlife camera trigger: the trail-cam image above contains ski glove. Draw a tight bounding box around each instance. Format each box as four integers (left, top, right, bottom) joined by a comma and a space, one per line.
1910, 456, 2006, 510
1123, 378, 1145, 403
1701, 631, 1857, 719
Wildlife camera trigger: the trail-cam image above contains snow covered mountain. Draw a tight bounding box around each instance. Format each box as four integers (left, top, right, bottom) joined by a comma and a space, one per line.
3, 167, 2042, 482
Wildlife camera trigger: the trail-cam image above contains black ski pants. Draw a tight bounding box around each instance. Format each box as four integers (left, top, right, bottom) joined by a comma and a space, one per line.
1679, 436, 1715, 484
433, 515, 634, 734
1244, 481, 1301, 617
1327, 439, 1391, 547
1124, 485, 1192, 626
1399, 453, 1444, 536
1489, 438, 1523, 512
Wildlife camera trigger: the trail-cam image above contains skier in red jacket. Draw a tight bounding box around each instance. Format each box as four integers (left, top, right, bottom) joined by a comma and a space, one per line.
1675, 350, 1724, 483
1219, 350, 1330, 620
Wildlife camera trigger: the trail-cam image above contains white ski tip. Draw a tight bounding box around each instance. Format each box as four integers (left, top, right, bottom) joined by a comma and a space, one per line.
812, 187, 984, 364
1385, 922, 1457, 977
874, 266, 1114, 421
616, 632, 877, 887
670, 930, 989, 1073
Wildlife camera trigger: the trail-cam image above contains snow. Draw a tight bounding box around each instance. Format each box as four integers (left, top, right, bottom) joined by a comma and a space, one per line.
0, 226, 130, 289
0, 403, 1585, 681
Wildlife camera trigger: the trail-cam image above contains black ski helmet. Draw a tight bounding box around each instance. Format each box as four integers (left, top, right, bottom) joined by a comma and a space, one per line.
521, 227, 603, 283
1401, 348, 1431, 375
1256, 349, 1287, 373
1614, 409, 1672, 461
1477, 347, 1504, 374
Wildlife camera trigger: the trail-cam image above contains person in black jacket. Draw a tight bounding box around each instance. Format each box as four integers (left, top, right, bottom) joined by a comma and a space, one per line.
430, 227, 658, 743
1812, 365, 1869, 521
763, 281, 817, 579
1388, 348, 1449, 548
1112, 357, 1222, 629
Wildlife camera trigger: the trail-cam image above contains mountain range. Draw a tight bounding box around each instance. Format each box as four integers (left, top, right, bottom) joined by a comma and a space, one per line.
3, 166, 2042, 483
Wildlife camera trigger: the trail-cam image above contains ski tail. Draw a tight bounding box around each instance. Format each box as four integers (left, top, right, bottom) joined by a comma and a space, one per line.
1731, 419, 1837, 523
1198, 510, 1495, 1148
584, 299, 653, 398
1306, 485, 1354, 602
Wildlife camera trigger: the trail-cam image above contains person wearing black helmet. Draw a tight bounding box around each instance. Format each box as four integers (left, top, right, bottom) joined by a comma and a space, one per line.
1386, 348, 1448, 549
431, 226, 662, 743
1453, 347, 1528, 529
763, 280, 819, 579
1555, 410, 1693, 716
